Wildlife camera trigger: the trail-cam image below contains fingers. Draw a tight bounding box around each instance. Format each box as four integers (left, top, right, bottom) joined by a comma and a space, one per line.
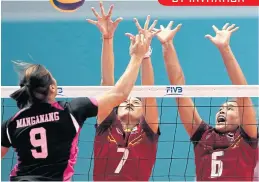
94, 2, 114, 18
91, 7, 101, 19
222, 23, 229, 30
212, 25, 219, 33
166, 21, 174, 29
144, 15, 151, 30
140, 34, 144, 44
205, 34, 213, 41
86, 19, 97, 25
174, 23, 182, 32
223, 23, 239, 33
114, 17, 123, 27
107, 4, 114, 18
99, 2, 105, 17
226, 24, 235, 30
227, 24, 239, 33
135, 34, 140, 45
152, 28, 159, 31
160, 25, 165, 30
152, 29, 161, 36
148, 20, 158, 31
134, 18, 142, 32
125, 33, 135, 41
230, 27, 239, 33
145, 34, 152, 46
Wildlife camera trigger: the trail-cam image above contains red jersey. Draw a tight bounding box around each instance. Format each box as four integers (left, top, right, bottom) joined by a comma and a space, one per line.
93, 110, 159, 181
191, 122, 258, 181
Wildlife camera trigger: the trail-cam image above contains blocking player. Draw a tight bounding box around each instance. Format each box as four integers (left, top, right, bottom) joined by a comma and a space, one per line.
87, 3, 160, 181
1, 31, 151, 180
254, 150, 259, 181
155, 22, 258, 180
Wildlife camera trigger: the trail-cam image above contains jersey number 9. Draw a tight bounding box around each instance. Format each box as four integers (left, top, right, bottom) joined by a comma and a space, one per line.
30, 127, 48, 159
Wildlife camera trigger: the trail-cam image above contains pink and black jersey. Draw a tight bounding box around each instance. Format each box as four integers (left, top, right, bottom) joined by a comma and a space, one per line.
93, 109, 160, 181
1, 98, 98, 181
191, 121, 258, 181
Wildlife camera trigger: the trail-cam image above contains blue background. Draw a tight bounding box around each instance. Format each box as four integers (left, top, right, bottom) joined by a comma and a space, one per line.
1, 17, 258, 181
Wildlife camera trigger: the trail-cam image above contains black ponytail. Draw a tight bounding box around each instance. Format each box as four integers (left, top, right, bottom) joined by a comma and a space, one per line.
10, 85, 30, 109
10, 63, 54, 109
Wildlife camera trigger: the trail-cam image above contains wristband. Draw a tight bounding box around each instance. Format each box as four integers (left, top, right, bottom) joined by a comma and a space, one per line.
144, 46, 152, 59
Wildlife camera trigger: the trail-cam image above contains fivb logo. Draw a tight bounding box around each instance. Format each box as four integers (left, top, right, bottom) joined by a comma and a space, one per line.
57, 87, 64, 96
166, 86, 183, 95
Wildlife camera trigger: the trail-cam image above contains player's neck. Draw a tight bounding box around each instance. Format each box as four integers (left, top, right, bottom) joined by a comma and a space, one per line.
48, 98, 56, 104
120, 119, 139, 131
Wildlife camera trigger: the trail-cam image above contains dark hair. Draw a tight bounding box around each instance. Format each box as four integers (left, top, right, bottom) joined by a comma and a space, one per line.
10, 63, 54, 109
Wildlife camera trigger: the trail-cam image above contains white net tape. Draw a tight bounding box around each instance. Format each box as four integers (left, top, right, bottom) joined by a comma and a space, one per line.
1, 85, 259, 98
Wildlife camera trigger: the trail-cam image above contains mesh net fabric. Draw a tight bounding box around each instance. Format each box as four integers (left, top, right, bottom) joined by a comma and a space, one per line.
1, 85, 258, 181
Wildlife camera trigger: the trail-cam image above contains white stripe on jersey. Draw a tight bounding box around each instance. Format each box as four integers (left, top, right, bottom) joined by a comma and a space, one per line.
69, 114, 79, 133
6, 127, 12, 144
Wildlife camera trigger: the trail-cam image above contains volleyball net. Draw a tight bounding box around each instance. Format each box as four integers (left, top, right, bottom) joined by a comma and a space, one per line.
1, 85, 259, 181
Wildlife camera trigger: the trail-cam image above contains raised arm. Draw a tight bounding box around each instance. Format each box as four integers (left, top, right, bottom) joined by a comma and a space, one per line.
155, 22, 202, 137
96, 34, 152, 123
1, 121, 10, 158
205, 23, 257, 138
87, 2, 122, 86
141, 54, 159, 133
125, 15, 160, 133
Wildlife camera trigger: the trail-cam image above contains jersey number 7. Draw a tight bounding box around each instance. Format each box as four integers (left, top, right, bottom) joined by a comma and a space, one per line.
114, 148, 129, 174
29, 127, 48, 159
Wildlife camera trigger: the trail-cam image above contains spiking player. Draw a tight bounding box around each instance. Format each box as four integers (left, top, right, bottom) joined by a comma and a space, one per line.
154, 22, 258, 180
1, 31, 151, 180
87, 3, 160, 181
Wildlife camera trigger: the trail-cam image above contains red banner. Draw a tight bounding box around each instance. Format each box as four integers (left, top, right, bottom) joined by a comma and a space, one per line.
158, 0, 259, 6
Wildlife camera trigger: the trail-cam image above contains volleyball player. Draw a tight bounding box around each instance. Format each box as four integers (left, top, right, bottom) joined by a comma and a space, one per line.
1, 31, 151, 180
254, 148, 259, 181
155, 22, 258, 180
87, 4, 160, 180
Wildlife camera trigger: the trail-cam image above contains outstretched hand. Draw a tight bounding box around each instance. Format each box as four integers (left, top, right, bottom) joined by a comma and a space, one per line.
125, 15, 161, 45
86, 2, 123, 39
154, 21, 182, 44
205, 23, 239, 48
128, 34, 152, 59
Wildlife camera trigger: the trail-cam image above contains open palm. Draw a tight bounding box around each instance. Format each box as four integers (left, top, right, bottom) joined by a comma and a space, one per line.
86, 2, 122, 39
125, 15, 160, 56
125, 15, 160, 43
154, 21, 182, 44
205, 23, 239, 48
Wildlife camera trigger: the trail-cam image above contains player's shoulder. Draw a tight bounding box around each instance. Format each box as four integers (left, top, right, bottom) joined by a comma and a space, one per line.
139, 118, 160, 142
8, 106, 32, 123
238, 127, 258, 149
96, 108, 117, 135
191, 121, 213, 145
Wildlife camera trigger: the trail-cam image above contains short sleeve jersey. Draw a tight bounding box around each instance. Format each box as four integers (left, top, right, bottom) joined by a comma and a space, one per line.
93, 109, 160, 181
191, 121, 258, 181
1, 98, 98, 181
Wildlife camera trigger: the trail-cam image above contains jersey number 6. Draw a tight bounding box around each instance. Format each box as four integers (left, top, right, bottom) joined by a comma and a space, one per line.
114, 148, 129, 174
211, 151, 224, 178
30, 127, 48, 159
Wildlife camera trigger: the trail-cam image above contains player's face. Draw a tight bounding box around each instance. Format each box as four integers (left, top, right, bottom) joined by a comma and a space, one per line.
215, 101, 240, 133
117, 97, 143, 122
48, 73, 58, 101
